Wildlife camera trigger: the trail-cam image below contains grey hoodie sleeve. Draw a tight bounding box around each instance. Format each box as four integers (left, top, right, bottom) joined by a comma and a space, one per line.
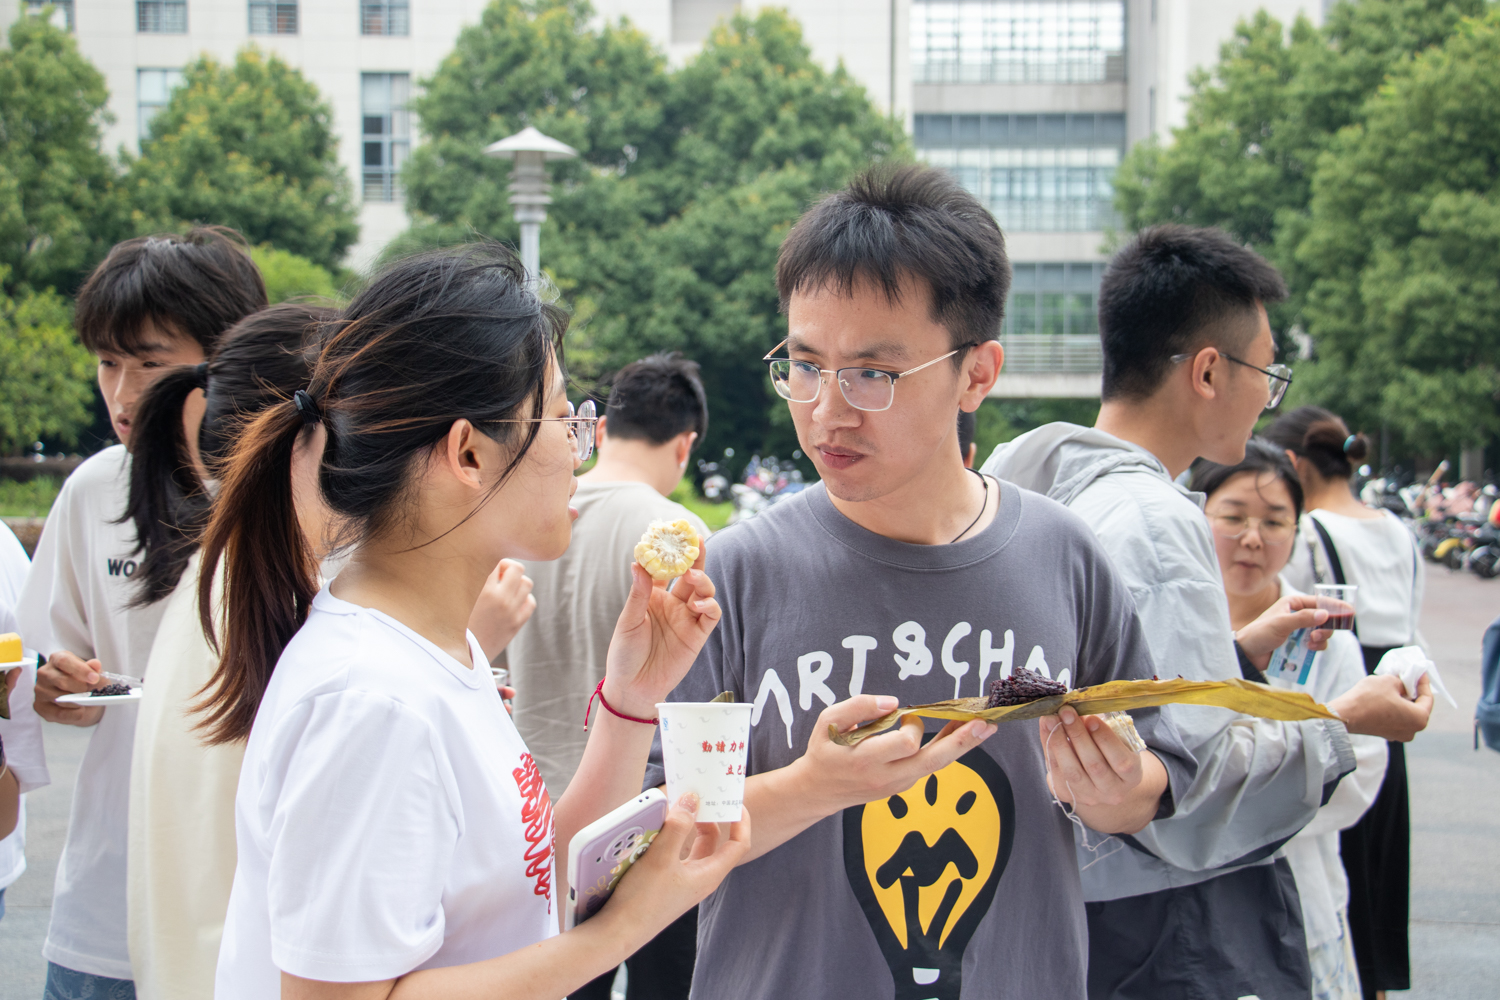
1070, 478, 1355, 874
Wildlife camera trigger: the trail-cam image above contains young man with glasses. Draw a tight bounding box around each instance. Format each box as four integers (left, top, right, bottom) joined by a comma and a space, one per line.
646, 166, 1196, 1000
983, 224, 1431, 999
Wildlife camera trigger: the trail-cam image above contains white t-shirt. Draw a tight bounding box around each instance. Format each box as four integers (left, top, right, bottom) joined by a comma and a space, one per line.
0, 521, 47, 892
14, 446, 168, 978
1285, 508, 1425, 649
1269, 581, 1387, 949
217, 587, 557, 998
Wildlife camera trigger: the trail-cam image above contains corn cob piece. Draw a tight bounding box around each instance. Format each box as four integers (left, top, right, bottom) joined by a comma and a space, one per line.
634, 519, 701, 581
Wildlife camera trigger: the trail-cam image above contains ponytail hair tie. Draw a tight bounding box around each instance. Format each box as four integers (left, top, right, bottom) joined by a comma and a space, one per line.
293, 389, 322, 427
192, 362, 210, 389
1343, 435, 1356, 454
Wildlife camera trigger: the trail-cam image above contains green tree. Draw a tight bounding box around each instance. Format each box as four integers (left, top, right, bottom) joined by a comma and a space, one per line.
404, 0, 907, 472
0, 268, 96, 454
124, 48, 358, 270
1116, 0, 1482, 247
249, 245, 340, 303
0, 11, 127, 297
1294, 10, 1500, 456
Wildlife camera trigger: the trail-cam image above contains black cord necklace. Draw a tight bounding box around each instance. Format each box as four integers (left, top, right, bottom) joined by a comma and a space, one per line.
950, 467, 991, 544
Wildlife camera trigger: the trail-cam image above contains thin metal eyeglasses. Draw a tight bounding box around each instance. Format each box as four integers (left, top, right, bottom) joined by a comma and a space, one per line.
492, 399, 597, 462
762, 338, 972, 412
1170, 351, 1293, 409
1207, 512, 1297, 544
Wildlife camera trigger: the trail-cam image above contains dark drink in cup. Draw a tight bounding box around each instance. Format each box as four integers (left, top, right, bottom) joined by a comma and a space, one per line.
1314, 584, 1357, 630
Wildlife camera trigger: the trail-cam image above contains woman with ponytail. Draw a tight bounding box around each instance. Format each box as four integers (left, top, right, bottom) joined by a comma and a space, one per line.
200, 245, 746, 1000
1265, 405, 1425, 1000
123, 303, 334, 999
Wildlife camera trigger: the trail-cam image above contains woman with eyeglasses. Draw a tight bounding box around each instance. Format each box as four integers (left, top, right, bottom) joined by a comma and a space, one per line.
1265, 406, 1426, 1000
198, 245, 746, 1000
1190, 440, 1387, 1000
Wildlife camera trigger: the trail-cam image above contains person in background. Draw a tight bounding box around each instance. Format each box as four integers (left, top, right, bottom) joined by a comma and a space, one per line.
957, 408, 978, 468
509, 352, 710, 795
1266, 406, 1426, 1000
1191, 440, 1387, 1000
507, 352, 709, 1000
198, 244, 744, 999
120, 304, 331, 1000
1, 520, 48, 920
18, 227, 267, 1000
984, 224, 1431, 1000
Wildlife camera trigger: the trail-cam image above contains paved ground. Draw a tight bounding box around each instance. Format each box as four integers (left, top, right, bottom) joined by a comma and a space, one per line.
1, 569, 1495, 999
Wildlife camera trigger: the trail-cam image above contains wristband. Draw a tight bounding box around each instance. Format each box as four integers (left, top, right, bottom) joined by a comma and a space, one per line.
583, 678, 659, 731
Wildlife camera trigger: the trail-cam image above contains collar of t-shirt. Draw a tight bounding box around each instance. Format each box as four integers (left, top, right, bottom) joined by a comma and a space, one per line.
312, 587, 488, 690
801, 479, 1024, 570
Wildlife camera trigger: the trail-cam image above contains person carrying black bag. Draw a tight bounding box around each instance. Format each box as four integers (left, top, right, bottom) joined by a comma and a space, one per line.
1268, 407, 1425, 1000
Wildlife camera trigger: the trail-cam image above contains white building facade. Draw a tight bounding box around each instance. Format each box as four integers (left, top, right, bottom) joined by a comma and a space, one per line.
6, 0, 1325, 390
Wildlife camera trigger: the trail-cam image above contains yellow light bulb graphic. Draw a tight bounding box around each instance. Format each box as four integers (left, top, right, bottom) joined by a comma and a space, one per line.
843, 746, 1014, 1000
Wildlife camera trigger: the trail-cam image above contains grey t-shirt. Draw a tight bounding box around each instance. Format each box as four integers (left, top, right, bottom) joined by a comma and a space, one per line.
647, 480, 1193, 1000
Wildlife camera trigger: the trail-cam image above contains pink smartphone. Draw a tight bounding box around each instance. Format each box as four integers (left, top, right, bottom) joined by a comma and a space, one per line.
565, 788, 668, 930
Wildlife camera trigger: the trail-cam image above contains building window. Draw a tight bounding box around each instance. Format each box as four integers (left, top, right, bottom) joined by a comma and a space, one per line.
672, 0, 738, 45
1004, 262, 1104, 337
137, 0, 187, 32
362, 0, 409, 35
912, 0, 1126, 85
138, 69, 185, 141
24, 0, 74, 30
916, 113, 1124, 231
250, 0, 297, 33
362, 73, 410, 203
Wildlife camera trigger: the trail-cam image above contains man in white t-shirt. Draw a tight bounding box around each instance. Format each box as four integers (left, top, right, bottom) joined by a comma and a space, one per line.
507, 352, 709, 1000
18, 229, 266, 997
1, 522, 47, 922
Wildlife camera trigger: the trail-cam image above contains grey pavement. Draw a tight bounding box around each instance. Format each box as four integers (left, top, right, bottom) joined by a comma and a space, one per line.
1, 568, 1496, 999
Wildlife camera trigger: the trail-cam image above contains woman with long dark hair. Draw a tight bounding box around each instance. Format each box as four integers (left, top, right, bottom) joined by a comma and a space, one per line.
198, 245, 746, 999
1265, 406, 1424, 1000
1190, 441, 1387, 1000
121, 303, 334, 997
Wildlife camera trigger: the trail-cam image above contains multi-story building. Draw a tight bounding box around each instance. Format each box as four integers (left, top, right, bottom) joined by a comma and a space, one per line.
5, 0, 1325, 394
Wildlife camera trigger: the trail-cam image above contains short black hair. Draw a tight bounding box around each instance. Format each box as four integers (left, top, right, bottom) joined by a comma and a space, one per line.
776, 164, 1011, 351
1189, 437, 1305, 520
601, 352, 708, 447
1099, 225, 1287, 401
75, 226, 268, 356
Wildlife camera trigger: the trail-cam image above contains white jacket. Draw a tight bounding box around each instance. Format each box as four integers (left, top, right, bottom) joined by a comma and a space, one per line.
983, 423, 1355, 901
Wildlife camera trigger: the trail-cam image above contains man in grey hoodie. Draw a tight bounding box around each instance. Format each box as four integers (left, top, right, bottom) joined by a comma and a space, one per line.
983, 225, 1433, 999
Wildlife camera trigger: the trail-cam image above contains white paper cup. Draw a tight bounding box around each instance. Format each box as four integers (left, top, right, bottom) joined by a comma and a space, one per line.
657, 702, 754, 823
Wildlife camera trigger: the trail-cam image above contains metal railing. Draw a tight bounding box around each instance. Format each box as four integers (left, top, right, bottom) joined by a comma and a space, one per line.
999, 334, 1102, 374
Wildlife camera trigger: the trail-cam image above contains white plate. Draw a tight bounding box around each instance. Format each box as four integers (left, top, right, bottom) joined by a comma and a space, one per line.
0, 659, 29, 670
57, 687, 143, 705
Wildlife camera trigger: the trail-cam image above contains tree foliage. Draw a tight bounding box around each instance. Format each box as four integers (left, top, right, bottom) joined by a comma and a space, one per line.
124, 48, 359, 270
249, 245, 341, 304
1295, 11, 1500, 453
0, 269, 96, 454
1114, 0, 1495, 460
0, 12, 127, 297
403, 0, 907, 472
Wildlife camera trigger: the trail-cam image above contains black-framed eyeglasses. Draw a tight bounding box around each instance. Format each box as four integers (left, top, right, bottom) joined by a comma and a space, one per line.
1171, 352, 1293, 409
492, 399, 597, 461
762, 338, 969, 412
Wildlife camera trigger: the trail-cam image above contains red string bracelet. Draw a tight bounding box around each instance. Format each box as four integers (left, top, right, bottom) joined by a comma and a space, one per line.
584, 678, 659, 731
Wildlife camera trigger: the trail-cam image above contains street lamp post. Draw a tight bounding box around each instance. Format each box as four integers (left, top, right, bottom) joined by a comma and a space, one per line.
483, 126, 579, 280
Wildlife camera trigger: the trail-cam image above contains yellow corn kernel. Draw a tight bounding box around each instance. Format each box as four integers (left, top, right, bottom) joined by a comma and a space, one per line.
634, 519, 701, 581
